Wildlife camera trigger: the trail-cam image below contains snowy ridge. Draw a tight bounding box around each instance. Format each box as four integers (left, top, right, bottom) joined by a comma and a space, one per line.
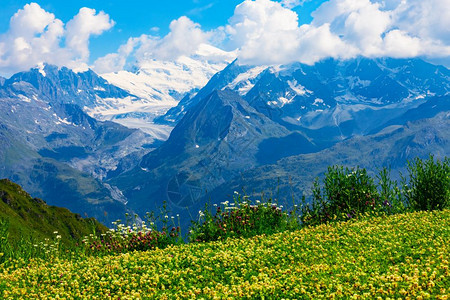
227, 66, 267, 95
96, 44, 235, 137
101, 44, 235, 104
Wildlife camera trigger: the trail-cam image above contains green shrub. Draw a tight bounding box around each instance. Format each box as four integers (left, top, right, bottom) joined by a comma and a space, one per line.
403, 155, 450, 211
301, 166, 381, 226
376, 166, 407, 215
189, 194, 300, 243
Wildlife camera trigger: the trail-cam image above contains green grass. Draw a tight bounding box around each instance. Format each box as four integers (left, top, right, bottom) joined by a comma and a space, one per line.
0, 179, 107, 247
0, 209, 448, 299
1, 156, 449, 298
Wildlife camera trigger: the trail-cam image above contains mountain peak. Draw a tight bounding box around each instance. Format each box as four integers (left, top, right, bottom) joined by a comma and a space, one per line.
2, 64, 131, 106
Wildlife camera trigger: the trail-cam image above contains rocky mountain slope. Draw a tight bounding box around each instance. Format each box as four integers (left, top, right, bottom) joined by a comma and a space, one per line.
0, 65, 154, 224
110, 58, 450, 225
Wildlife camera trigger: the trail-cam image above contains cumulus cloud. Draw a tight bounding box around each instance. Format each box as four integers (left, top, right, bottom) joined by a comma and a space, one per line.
225, 0, 301, 64
0, 3, 114, 77
93, 37, 139, 73
296, 23, 358, 64
93, 16, 235, 73
93, 0, 450, 72
312, 0, 450, 59
2, 0, 449, 76
135, 16, 210, 61
223, 0, 360, 65
224, 0, 450, 66
391, 0, 450, 45
66, 7, 115, 61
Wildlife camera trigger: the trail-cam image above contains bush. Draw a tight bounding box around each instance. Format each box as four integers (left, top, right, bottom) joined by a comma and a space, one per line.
403, 155, 450, 211
376, 166, 407, 215
301, 166, 381, 226
189, 194, 300, 243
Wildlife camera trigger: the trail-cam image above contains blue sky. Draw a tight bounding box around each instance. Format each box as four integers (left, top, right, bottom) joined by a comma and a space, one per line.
0, 0, 449, 76
0, 0, 323, 62
0, 0, 243, 59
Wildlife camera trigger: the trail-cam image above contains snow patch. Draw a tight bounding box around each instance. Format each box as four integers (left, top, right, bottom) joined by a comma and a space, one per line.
278, 96, 294, 106
313, 98, 324, 106
55, 117, 73, 125
37, 63, 46, 77
112, 118, 173, 140
17, 94, 31, 103
104, 183, 128, 205
287, 80, 310, 96
227, 66, 267, 95
347, 76, 371, 89
94, 86, 106, 92
85, 96, 175, 123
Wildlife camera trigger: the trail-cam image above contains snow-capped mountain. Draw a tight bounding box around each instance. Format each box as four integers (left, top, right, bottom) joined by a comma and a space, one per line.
156, 61, 263, 124
1, 56, 449, 228
160, 57, 450, 142
98, 44, 236, 133
0, 65, 159, 223
109, 57, 450, 227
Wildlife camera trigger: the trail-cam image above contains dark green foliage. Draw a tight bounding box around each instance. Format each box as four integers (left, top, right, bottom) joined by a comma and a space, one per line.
0, 178, 107, 263
188, 195, 300, 243
376, 167, 406, 215
301, 166, 381, 226
301, 156, 449, 227
403, 155, 450, 211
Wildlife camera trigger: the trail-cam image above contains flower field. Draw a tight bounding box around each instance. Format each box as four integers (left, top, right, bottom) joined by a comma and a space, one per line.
1, 209, 448, 299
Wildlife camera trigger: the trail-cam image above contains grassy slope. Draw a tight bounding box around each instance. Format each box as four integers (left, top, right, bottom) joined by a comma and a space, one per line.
0, 179, 107, 246
1, 209, 448, 299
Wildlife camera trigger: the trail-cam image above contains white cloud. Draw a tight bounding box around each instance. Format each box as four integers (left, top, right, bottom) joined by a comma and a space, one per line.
382, 30, 422, 58
135, 16, 210, 61
0, 3, 114, 77
66, 7, 115, 61
390, 0, 450, 45
1, 0, 449, 76
94, 0, 450, 71
93, 37, 139, 73
296, 23, 358, 64
223, 0, 450, 66
225, 0, 301, 64
313, 0, 450, 59
9, 2, 57, 37
93, 16, 235, 73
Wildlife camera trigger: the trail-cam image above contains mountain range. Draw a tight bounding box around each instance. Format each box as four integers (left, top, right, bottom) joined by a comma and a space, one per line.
110, 57, 450, 226
0, 64, 153, 224
0, 56, 449, 227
